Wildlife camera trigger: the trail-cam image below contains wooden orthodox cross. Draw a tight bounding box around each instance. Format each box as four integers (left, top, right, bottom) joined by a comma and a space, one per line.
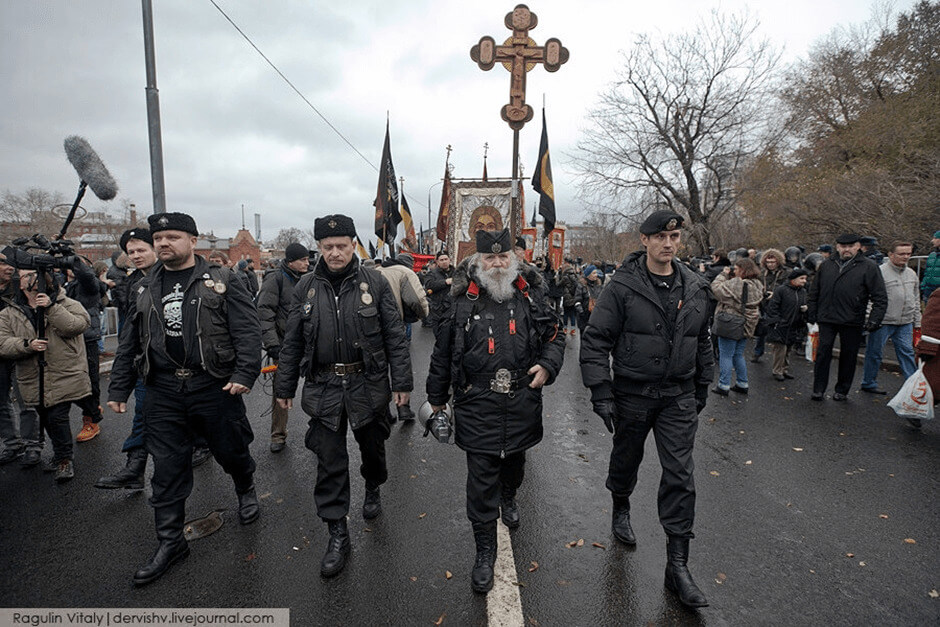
470, 4, 568, 234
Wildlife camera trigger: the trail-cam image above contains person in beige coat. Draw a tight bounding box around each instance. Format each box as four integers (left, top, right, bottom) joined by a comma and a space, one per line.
0, 268, 90, 481
710, 258, 763, 395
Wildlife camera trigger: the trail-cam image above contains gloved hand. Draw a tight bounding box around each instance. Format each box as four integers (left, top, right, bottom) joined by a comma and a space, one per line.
865, 321, 881, 333
695, 385, 708, 415
575, 303, 583, 314
592, 399, 615, 433
267, 346, 280, 361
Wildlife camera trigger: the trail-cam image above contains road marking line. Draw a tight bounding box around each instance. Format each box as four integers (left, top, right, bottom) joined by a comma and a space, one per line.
487, 519, 525, 626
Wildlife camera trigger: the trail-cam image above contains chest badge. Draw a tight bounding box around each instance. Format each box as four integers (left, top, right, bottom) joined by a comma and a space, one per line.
204, 279, 215, 288
303, 302, 312, 315
307, 288, 316, 299
214, 282, 227, 294
361, 293, 373, 305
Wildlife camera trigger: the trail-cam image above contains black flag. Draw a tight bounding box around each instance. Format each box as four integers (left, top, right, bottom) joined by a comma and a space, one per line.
373, 121, 402, 251
531, 109, 556, 235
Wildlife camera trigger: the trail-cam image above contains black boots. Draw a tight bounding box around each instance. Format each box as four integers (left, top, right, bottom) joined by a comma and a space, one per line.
133, 504, 190, 586
471, 521, 498, 594
664, 536, 709, 608
500, 487, 520, 529
237, 485, 260, 525
95, 448, 147, 490
362, 485, 382, 520
321, 518, 351, 577
611, 496, 636, 545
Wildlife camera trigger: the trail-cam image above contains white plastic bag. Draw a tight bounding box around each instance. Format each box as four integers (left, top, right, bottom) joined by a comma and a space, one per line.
887, 360, 934, 421
805, 323, 819, 362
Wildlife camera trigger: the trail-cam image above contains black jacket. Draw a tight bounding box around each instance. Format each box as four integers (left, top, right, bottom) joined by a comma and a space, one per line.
580, 252, 714, 400
108, 256, 261, 401
426, 263, 565, 455
425, 265, 454, 312
257, 260, 303, 353
65, 261, 107, 343
807, 253, 887, 327
275, 257, 412, 432
764, 283, 807, 346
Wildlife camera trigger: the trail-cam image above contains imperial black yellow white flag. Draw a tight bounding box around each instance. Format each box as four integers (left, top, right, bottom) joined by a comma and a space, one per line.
373, 121, 401, 249
531, 109, 556, 235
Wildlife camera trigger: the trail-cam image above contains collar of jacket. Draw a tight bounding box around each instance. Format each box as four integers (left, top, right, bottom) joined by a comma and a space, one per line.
278, 259, 303, 281
614, 251, 707, 303
150, 255, 211, 292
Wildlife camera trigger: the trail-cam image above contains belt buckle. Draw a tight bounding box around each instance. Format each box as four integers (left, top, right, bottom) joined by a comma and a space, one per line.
333, 364, 345, 376
174, 368, 193, 379
490, 368, 512, 394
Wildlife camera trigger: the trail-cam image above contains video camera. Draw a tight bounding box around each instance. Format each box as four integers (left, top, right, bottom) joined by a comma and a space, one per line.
2, 234, 78, 271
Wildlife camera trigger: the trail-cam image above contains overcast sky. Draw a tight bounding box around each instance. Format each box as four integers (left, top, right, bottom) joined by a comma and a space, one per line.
0, 0, 915, 245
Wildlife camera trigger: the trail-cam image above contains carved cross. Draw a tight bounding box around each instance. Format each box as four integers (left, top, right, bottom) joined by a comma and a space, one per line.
470, 4, 569, 130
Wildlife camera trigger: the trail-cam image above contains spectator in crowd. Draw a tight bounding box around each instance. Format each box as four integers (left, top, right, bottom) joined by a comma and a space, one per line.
535, 256, 561, 313
257, 242, 309, 453
704, 249, 731, 282
207, 250, 231, 267
920, 230, 940, 303
0, 253, 42, 467
817, 244, 833, 260
860, 236, 884, 265
65, 257, 109, 442
783, 246, 804, 269
558, 262, 586, 335
710, 258, 763, 395
0, 267, 90, 482
764, 268, 809, 381
578, 264, 603, 332
913, 289, 940, 428
860, 241, 921, 394
513, 236, 529, 265
752, 249, 787, 363
807, 234, 887, 401
107, 251, 129, 334
234, 259, 257, 300
425, 251, 454, 330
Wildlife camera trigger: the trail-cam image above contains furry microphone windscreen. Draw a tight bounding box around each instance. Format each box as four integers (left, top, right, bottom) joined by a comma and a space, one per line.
63, 135, 119, 201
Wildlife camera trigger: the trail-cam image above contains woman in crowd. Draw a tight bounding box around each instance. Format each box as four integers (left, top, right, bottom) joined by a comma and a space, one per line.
710, 258, 763, 395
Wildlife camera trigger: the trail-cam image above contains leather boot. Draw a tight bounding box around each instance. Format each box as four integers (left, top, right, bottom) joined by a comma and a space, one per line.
321, 518, 351, 577
471, 521, 498, 594
499, 487, 520, 529
133, 503, 190, 586
664, 536, 709, 608
236, 485, 260, 525
362, 484, 382, 520
95, 448, 147, 490
611, 496, 636, 545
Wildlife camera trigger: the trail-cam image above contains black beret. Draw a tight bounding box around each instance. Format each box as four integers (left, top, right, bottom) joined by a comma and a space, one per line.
148, 212, 198, 236
788, 268, 808, 280
314, 214, 356, 240
835, 233, 860, 244
284, 242, 308, 262
859, 236, 877, 246
119, 227, 153, 252
639, 210, 684, 235
514, 236, 526, 250
817, 244, 833, 253
476, 228, 512, 254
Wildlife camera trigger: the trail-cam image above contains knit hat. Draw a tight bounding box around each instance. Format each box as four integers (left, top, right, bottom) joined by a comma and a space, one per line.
788, 268, 808, 280
284, 242, 308, 262
583, 264, 597, 278
397, 252, 414, 268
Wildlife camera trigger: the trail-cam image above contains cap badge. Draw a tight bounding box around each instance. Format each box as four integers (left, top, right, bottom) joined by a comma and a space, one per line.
328, 219, 337, 229
491, 243, 502, 254
665, 218, 678, 230
157, 216, 169, 227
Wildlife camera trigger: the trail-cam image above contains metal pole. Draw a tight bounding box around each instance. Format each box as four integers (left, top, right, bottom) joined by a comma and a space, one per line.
511, 129, 520, 236
142, 0, 166, 214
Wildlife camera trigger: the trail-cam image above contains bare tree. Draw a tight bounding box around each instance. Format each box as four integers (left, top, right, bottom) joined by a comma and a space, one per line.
271, 227, 307, 250
573, 10, 781, 254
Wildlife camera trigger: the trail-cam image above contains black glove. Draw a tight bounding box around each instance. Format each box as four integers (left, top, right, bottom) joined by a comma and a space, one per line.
695, 385, 708, 415
267, 346, 280, 361
865, 322, 881, 333
575, 303, 583, 313
592, 399, 615, 433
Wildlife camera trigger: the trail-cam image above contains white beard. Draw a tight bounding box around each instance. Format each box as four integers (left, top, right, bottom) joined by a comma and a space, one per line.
476, 256, 520, 302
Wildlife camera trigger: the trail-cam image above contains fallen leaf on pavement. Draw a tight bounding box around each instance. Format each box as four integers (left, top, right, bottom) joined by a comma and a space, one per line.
710, 471, 720, 476
528, 561, 539, 572
845, 553, 855, 558
592, 542, 606, 550
576, 538, 584, 547
904, 538, 917, 544
364, 527, 372, 533
418, 512, 427, 519
445, 571, 453, 580
879, 514, 889, 519
566, 540, 578, 548
859, 561, 866, 567
245, 553, 255, 561
410, 576, 418, 582
929, 590, 939, 599
715, 572, 727, 584
792, 447, 804, 452
739, 430, 745, 434
809, 569, 816, 574
434, 612, 445, 625
259, 492, 272, 499
745, 460, 752, 465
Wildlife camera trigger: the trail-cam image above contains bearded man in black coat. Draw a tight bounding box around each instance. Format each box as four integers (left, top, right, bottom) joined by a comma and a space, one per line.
426, 228, 565, 594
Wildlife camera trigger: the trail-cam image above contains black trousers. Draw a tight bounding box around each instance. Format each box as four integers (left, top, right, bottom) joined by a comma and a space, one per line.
39, 401, 73, 462
143, 377, 256, 510
305, 411, 389, 522
607, 391, 698, 539
74, 339, 102, 422
465, 450, 526, 524
813, 323, 864, 395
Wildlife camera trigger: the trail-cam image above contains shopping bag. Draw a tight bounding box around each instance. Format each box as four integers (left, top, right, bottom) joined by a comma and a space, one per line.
887, 360, 934, 421
805, 323, 819, 362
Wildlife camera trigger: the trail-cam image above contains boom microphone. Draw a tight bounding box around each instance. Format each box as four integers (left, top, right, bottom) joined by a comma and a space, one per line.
64, 135, 118, 201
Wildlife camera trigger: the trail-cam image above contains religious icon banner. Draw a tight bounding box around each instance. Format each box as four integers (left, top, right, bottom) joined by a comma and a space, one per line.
449, 181, 515, 263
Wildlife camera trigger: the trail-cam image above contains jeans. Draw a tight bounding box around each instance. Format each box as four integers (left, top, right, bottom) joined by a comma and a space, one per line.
0, 360, 42, 451
562, 307, 578, 329
121, 377, 147, 452
717, 337, 749, 389
862, 323, 917, 388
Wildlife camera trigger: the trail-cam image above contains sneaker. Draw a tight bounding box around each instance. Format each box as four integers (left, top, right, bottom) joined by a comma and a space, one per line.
54, 459, 74, 482
0, 447, 24, 465
730, 385, 749, 395
76, 417, 100, 442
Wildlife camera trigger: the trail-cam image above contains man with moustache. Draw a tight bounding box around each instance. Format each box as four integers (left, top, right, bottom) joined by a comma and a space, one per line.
426, 228, 565, 594
580, 210, 714, 609
95, 228, 157, 490
275, 214, 412, 578
108, 212, 262, 585
807, 233, 887, 401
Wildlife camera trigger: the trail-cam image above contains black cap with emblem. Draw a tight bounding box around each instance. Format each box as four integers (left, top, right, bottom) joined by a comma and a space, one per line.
148, 212, 198, 236
119, 227, 153, 252
639, 210, 684, 235
476, 228, 513, 254
314, 214, 356, 240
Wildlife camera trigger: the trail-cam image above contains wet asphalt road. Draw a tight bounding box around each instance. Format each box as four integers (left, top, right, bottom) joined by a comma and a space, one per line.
1, 326, 938, 626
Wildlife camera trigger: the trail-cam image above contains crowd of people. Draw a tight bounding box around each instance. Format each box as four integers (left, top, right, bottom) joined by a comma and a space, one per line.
0, 209, 937, 608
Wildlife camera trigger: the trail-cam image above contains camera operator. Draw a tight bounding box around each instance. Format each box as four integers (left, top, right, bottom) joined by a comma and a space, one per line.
65, 256, 109, 442
0, 253, 42, 467
0, 267, 91, 482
